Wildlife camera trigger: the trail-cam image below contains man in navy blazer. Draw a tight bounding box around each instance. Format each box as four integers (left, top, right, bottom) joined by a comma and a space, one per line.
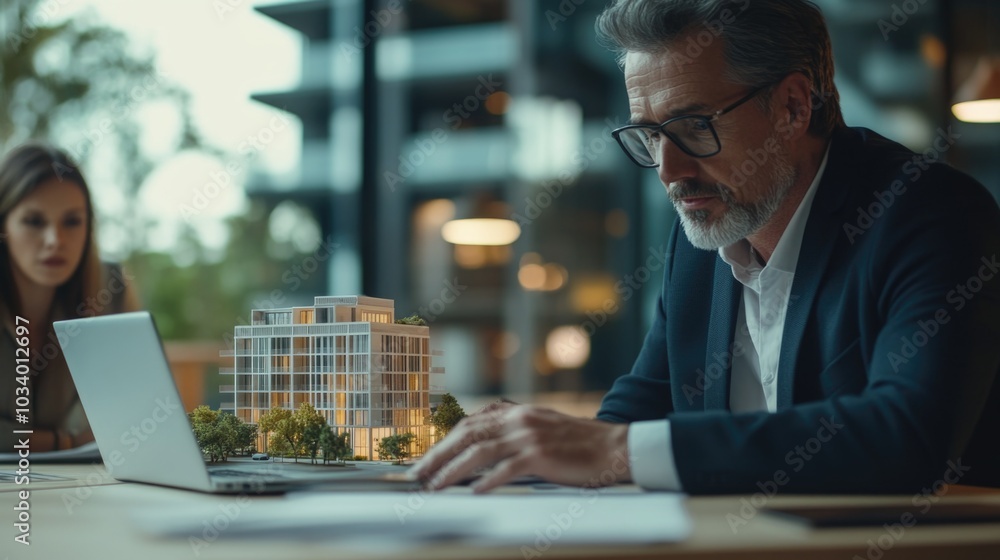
413, 0, 1000, 494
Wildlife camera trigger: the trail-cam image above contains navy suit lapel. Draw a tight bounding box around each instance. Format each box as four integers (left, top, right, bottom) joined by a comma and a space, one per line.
704, 257, 741, 410
776, 129, 856, 410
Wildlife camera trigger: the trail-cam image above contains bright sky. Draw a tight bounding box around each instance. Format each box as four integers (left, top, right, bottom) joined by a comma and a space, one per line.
63, 0, 304, 257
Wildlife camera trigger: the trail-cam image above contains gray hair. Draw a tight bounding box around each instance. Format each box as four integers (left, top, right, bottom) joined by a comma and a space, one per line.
596, 0, 845, 137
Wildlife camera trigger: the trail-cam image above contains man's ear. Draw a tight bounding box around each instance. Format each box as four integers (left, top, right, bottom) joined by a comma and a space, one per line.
772, 72, 813, 139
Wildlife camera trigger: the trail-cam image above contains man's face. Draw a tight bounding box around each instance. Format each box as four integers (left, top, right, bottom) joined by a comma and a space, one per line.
624, 39, 798, 249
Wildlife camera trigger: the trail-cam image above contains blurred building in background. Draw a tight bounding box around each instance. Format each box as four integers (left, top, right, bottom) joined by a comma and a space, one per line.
4, 0, 994, 415
248, 0, 659, 407
242, 0, 999, 409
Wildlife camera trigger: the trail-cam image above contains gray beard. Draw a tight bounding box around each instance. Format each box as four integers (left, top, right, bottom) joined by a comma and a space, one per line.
675, 152, 797, 250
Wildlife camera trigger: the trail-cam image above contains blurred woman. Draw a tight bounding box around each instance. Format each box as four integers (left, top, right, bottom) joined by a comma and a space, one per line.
1, 142, 140, 452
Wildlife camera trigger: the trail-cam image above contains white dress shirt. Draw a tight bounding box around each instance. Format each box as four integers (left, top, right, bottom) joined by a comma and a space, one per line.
628, 145, 831, 490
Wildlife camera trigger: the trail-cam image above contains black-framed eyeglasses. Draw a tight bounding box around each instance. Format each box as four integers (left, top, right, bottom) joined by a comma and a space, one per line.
611, 85, 770, 168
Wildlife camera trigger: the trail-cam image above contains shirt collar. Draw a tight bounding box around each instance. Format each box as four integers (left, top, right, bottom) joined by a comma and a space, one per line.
719, 142, 832, 278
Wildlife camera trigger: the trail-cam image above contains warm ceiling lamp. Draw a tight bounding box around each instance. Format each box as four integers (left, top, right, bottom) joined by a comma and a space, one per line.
441, 218, 521, 246
441, 195, 521, 246
953, 57, 1000, 123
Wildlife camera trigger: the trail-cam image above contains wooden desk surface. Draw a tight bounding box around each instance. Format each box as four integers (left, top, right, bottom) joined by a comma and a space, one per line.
3, 464, 1000, 560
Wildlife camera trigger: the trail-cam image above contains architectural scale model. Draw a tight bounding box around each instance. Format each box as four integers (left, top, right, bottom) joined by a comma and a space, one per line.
221, 296, 443, 459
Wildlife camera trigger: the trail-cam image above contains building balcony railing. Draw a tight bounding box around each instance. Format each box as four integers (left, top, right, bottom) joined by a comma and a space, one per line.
289, 385, 332, 392
219, 367, 235, 374
219, 385, 235, 393
234, 324, 372, 337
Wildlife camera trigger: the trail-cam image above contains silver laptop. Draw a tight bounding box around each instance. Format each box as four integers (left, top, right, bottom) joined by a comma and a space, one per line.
54, 311, 420, 494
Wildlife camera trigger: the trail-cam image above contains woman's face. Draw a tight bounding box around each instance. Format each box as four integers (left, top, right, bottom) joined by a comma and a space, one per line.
3, 179, 89, 289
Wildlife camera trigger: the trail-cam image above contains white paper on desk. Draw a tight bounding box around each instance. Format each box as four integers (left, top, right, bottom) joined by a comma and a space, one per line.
132, 498, 480, 543
292, 492, 691, 546
133, 491, 690, 547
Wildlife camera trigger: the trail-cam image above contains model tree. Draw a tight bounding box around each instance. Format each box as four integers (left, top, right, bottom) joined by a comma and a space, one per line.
377, 433, 416, 464
394, 314, 427, 326
274, 416, 302, 462
188, 406, 257, 462
294, 403, 327, 462
303, 422, 325, 464
430, 393, 467, 439
257, 407, 288, 450
333, 431, 352, 463
258, 408, 294, 460
190, 406, 223, 462
319, 426, 352, 465
268, 437, 293, 462
233, 415, 258, 455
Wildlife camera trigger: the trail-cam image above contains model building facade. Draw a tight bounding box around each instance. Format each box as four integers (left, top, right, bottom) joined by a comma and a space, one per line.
222, 296, 438, 459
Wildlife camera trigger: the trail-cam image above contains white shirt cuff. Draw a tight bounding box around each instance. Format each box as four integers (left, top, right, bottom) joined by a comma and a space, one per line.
628, 419, 683, 491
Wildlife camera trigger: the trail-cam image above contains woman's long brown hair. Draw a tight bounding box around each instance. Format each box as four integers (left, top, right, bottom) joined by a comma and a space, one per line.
0, 142, 103, 325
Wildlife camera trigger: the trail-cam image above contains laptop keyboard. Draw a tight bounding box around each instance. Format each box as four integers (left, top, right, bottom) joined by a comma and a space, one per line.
209, 469, 286, 479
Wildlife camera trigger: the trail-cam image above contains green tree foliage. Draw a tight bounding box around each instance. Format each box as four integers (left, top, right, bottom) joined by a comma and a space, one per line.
302, 422, 324, 464
273, 415, 302, 463
2, 1, 329, 344
258, 407, 291, 458
260, 403, 328, 462
1, 0, 208, 254
232, 415, 258, 455
188, 405, 256, 462
319, 426, 351, 465
394, 314, 427, 326
127, 202, 329, 341
430, 393, 467, 439
376, 433, 416, 464
294, 402, 327, 463
268, 436, 293, 462
257, 408, 292, 455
